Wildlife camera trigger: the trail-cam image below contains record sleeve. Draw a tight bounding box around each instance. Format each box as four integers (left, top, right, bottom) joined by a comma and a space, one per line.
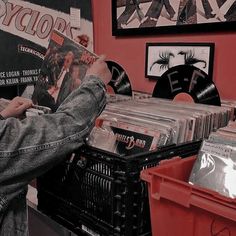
32, 30, 98, 112
228, 121, 236, 128
189, 140, 236, 199
209, 131, 236, 146
88, 118, 166, 155
221, 100, 236, 121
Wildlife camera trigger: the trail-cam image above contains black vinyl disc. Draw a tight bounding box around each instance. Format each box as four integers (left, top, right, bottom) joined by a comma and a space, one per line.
152, 65, 221, 106
106, 60, 132, 96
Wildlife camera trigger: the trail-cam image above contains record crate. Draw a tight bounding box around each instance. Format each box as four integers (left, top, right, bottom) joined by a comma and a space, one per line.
141, 156, 236, 236
37, 141, 201, 236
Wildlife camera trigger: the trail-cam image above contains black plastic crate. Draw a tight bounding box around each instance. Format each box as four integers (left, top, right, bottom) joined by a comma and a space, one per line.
37, 141, 201, 236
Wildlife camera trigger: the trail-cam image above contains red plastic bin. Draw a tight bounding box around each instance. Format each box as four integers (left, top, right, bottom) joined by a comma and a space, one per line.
141, 156, 236, 236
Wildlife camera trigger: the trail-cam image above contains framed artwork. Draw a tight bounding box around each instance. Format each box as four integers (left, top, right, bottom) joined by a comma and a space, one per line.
112, 0, 236, 36
145, 42, 215, 80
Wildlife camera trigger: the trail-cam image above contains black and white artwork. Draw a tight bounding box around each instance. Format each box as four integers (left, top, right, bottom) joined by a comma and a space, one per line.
112, 0, 236, 35
145, 42, 215, 80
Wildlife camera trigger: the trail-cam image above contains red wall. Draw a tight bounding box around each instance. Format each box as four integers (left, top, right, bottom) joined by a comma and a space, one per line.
93, 0, 236, 100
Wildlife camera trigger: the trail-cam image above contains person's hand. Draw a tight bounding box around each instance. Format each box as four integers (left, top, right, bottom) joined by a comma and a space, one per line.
0, 96, 33, 118
86, 55, 112, 85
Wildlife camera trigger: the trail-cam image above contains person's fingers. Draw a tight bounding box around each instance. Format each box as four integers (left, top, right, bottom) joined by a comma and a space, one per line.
17, 102, 32, 113
25, 100, 33, 108
15, 97, 33, 106
12, 96, 20, 101
23, 98, 33, 106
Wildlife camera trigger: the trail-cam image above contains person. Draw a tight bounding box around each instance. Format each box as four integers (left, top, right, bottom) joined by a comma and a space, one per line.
118, 0, 145, 28
177, 0, 197, 25
201, 0, 216, 19
200, 0, 236, 22
70, 60, 82, 88
48, 51, 75, 102
214, 0, 236, 21
141, 0, 177, 27
32, 50, 76, 112
31, 46, 62, 112
56, 60, 82, 106
0, 55, 112, 235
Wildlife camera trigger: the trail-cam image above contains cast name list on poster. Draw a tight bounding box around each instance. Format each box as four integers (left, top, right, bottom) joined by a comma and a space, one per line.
0, 69, 40, 86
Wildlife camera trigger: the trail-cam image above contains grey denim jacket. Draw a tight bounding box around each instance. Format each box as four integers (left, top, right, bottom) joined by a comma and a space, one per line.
0, 75, 106, 235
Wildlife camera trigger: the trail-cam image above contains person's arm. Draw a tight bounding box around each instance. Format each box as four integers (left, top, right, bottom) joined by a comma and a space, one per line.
0, 56, 111, 207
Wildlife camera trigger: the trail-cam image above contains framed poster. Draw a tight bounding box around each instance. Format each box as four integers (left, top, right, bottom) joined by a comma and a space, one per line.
145, 42, 215, 80
112, 0, 236, 36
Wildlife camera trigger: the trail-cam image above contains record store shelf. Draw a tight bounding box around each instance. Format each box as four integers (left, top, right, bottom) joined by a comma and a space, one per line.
37, 141, 201, 236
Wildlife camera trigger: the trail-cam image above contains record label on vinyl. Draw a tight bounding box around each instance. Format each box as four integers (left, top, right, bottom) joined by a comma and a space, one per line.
152, 65, 221, 106
106, 60, 132, 96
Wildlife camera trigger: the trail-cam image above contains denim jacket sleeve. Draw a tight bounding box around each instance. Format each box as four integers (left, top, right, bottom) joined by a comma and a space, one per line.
0, 75, 106, 211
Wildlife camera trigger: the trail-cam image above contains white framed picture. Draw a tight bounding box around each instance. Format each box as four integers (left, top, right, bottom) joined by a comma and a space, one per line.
145, 42, 215, 80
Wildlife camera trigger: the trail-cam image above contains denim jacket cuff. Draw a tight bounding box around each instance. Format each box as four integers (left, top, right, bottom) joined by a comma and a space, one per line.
81, 75, 107, 112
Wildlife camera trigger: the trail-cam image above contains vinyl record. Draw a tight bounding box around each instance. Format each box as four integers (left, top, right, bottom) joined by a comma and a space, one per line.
106, 60, 132, 96
152, 65, 221, 106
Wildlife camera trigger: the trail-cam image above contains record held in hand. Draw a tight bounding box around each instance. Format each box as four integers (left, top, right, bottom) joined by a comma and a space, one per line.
106, 60, 132, 96
152, 65, 221, 106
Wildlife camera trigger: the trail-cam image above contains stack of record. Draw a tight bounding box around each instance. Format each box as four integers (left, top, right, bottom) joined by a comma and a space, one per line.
88, 97, 232, 155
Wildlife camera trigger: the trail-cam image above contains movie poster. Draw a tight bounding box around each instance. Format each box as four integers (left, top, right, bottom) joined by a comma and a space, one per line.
0, 0, 93, 98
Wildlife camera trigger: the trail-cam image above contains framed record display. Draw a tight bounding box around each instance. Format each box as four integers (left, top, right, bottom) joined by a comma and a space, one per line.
112, 0, 236, 36
145, 42, 214, 80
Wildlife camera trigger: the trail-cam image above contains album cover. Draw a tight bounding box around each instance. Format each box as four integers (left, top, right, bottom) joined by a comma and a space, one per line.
228, 121, 236, 128
209, 131, 236, 146
221, 100, 236, 120
32, 30, 97, 112
89, 124, 160, 156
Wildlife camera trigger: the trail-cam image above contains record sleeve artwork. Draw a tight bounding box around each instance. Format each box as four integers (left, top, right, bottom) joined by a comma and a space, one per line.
152, 65, 221, 106
31, 30, 97, 112
32, 30, 133, 112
